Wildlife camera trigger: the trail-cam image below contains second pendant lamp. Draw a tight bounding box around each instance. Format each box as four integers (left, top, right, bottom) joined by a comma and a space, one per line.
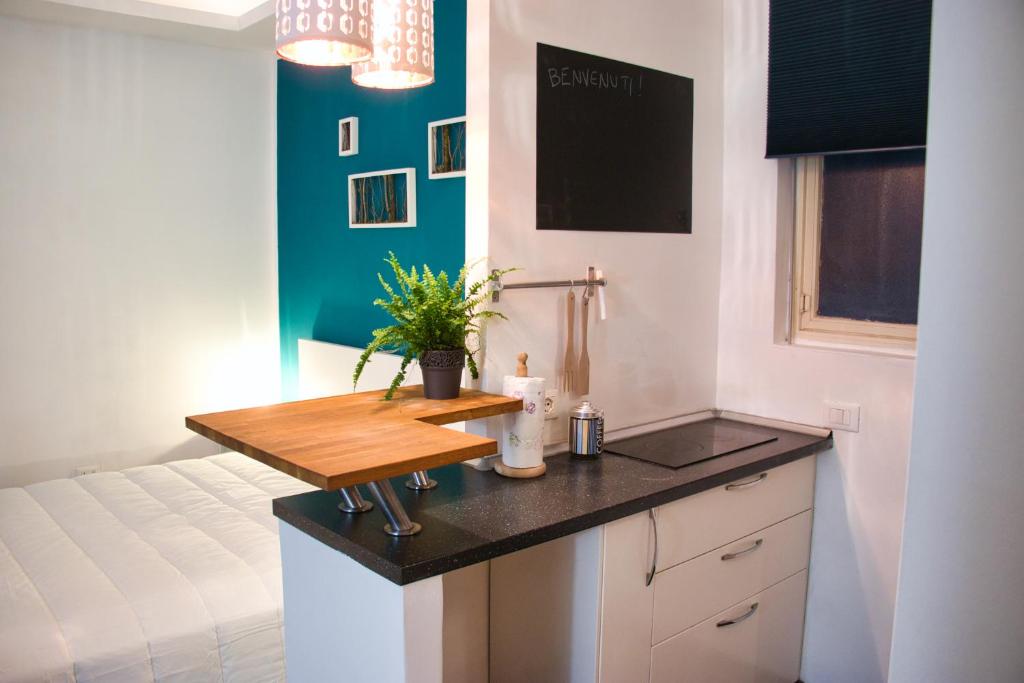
352, 0, 435, 89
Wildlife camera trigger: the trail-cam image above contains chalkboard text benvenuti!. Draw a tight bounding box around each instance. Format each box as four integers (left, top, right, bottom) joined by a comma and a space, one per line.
546, 67, 643, 95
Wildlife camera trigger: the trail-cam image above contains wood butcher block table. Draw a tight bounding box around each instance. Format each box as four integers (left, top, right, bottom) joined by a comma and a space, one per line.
186, 386, 522, 536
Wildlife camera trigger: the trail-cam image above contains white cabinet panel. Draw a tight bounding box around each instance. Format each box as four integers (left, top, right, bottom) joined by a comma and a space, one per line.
490, 528, 603, 683
656, 457, 815, 570
650, 570, 808, 683
653, 510, 812, 643
598, 511, 656, 683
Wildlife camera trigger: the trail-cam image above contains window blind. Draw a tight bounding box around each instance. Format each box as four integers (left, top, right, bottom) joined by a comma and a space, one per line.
766, 0, 932, 158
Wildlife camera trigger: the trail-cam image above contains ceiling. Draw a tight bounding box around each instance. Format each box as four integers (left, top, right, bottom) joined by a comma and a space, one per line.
0, 0, 275, 49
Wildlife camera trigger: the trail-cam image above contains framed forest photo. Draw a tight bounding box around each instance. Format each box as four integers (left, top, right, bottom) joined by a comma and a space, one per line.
338, 117, 359, 156
427, 116, 466, 179
348, 168, 417, 229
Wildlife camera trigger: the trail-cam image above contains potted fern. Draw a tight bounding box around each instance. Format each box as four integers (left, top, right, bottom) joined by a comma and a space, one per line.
353, 252, 514, 400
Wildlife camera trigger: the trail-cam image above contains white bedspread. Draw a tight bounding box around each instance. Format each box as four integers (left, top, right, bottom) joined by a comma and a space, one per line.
0, 453, 316, 683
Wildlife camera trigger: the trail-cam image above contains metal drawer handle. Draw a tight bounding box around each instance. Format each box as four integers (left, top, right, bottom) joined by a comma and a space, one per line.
645, 508, 658, 587
716, 602, 759, 628
725, 472, 767, 491
721, 538, 763, 561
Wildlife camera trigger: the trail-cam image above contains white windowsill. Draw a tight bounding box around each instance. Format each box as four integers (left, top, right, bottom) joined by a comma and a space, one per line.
787, 335, 917, 360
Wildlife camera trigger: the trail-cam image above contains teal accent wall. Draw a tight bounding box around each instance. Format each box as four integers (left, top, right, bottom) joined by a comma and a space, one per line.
277, 0, 466, 398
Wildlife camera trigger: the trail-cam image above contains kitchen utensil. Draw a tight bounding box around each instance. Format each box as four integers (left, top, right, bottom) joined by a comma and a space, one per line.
569, 401, 604, 457
562, 288, 576, 393
578, 293, 590, 395
595, 268, 607, 320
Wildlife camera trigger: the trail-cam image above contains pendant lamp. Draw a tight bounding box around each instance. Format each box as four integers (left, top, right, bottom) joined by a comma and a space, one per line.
276, 0, 373, 67
352, 0, 434, 89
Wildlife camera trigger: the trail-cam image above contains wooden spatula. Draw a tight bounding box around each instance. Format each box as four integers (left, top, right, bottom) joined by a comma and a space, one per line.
577, 295, 590, 395
563, 290, 576, 393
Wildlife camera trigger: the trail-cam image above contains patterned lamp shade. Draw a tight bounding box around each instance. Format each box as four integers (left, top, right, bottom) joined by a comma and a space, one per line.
352, 0, 434, 89
276, 0, 373, 67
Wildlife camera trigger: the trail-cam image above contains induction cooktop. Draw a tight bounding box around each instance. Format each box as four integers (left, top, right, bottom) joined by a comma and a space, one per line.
605, 420, 778, 469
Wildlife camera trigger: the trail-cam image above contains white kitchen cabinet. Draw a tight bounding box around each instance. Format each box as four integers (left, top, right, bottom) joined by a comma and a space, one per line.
652, 510, 812, 643
650, 570, 808, 683
655, 456, 816, 571
597, 456, 816, 683
597, 511, 659, 682
492, 456, 817, 683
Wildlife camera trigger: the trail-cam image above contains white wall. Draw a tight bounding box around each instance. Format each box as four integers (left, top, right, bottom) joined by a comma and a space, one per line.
717, 2, 916, 680
471, 6, 913, 678
888, 1, 1024, 681
468, 0, 723, 433
0, 15, 279, 486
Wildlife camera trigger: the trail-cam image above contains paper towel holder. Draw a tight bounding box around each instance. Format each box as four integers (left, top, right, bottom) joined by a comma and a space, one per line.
495, 351, 547, 479
494, 460, 546, 478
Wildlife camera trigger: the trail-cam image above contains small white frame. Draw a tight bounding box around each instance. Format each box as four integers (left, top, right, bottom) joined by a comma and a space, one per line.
338, 117, 359, 156
427, 116, 467, 179
348, 168, 417, 229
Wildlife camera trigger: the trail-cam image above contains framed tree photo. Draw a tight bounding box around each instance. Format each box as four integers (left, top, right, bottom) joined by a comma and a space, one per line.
339, 117, 359, 156
348, 168, 417, 228
427, 116, 466, 179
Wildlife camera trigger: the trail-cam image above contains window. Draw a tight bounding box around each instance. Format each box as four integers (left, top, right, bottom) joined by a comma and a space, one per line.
792, 149, 926, 351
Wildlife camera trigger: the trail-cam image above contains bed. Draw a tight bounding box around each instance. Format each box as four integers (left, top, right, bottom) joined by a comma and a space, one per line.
0, 452, 315, 683
0, 341, 406, 682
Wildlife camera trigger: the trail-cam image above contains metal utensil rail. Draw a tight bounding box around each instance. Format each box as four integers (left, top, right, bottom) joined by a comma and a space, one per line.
490, 270, 608, 302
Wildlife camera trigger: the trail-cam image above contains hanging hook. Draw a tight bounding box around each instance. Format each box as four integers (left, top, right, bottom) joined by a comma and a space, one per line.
582, 270, 594, 304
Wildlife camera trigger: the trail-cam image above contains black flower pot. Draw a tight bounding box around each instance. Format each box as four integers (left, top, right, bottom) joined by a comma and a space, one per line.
419, 349, 466, 399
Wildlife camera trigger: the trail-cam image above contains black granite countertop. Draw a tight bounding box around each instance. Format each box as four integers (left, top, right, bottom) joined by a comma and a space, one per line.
272, 417, 832, 585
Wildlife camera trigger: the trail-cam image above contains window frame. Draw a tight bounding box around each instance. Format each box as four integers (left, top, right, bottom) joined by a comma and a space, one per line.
791, 156, 918, 352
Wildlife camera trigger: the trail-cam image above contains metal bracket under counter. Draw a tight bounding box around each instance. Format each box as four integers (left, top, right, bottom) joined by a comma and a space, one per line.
336, 473, 436, 537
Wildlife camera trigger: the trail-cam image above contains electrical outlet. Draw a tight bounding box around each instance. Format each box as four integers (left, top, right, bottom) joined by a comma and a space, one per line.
544, 389, 559, 420
824, 401, 861, 432
73, 464, 99, 477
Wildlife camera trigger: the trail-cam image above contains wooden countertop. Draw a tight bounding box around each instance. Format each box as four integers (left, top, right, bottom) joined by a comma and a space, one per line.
185, 386, 522, 490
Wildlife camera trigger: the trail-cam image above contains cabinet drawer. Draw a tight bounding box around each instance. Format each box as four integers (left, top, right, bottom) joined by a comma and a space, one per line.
652, 510, 811, 644
655, 456, 815, 571
650, 570, 808, 683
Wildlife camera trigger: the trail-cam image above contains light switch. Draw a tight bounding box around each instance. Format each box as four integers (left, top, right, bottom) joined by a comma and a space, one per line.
825, 401, 861, 432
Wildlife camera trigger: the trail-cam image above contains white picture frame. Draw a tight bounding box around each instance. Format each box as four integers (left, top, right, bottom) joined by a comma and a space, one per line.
338, 117, 359, 156
348, 168, 417, 229
427, 116, 467, 179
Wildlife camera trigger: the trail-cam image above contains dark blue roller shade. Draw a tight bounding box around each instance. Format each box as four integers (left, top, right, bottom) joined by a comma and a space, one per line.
766, 0, 932, 158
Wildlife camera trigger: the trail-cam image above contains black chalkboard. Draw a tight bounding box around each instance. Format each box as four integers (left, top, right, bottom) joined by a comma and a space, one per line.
536, 43, 694, 233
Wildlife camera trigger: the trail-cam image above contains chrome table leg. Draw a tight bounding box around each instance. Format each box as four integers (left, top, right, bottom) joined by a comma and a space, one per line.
405, 469, 438, 491
366, 479, 422, 536
337, 486, 373, 513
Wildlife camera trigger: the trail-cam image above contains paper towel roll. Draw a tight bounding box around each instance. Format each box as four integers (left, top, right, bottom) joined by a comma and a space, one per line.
501, 375, 546, 469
